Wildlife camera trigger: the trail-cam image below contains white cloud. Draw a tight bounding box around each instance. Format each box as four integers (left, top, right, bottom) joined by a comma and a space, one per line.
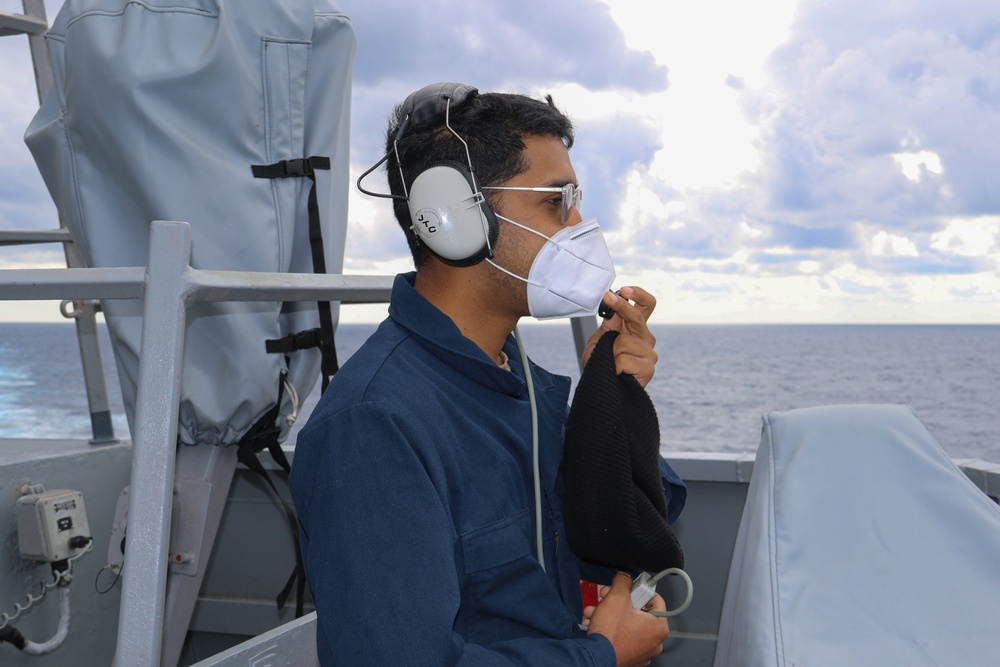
4, 0, 1000, 323
0, 246, 65, 270
930, 216, 1000, 257
344, 165, 409, 265
893, 150, 943, 182
871, 231, 920, 257
598, 0, 797, 191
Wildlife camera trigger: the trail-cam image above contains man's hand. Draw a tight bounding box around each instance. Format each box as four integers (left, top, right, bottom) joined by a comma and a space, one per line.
583, 572, 669, 666
582, 286, 658, 387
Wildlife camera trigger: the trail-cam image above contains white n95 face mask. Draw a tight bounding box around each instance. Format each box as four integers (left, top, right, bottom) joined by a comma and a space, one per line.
487, 216, 616, 320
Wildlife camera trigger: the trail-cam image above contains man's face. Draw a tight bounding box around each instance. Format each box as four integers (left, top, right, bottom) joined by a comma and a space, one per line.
488, 134, 584, 312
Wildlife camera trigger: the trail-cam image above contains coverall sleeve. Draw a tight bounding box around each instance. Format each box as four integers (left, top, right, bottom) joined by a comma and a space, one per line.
661, 456, 688, 524
291, 402, 617, 667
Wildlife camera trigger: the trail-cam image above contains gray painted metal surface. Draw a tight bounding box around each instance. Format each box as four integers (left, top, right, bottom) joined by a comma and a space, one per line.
2, 220, 393, 666
64, 297, 120, 445
0, 440, 133, 667
570, 315, 598, 372
0, 266, 147, 300
108, 222, 392, 666
187, 613, 319, 667
116, 222, 193, 667
17, 0, 53, 102
1, 0, 118, 447
0, 9, 47, 37
161, 445, 240, 667
0, 220, 392, 661
0, 228, 73, 245
0, 266, 396, 304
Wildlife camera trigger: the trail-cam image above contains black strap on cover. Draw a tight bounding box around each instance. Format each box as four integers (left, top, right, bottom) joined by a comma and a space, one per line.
235, 372, 307, 617
265, 328, 322, 355
248, 155, 341, 616
562, 331, 684, 573
252, 156, 340, 392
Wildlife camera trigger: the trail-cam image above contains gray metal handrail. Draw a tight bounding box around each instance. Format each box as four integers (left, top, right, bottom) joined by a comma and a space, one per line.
0, 9, 47, 37
0, 228, 73, 245
3, 0, 119, 444
1, 220, 393, 666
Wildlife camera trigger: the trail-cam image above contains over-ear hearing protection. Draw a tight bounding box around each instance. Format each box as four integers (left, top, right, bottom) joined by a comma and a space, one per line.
357, 82, 499, 267
407, 159, 498, 266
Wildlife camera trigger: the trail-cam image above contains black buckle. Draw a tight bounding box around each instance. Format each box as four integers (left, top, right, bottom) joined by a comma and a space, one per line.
281, 158, 312, 177
265, 328, 321, 354
293, 328, 321, 349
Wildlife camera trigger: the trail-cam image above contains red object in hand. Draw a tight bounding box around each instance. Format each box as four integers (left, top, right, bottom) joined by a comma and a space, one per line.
580, 580, 600, 609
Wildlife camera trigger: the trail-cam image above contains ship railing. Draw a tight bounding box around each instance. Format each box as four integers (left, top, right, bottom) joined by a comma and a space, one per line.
1, 0, 119, 445
1, 220, 392, 665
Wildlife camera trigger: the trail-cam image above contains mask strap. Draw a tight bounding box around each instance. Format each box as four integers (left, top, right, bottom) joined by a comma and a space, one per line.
495, 214, 552, 242
497, 214, 608, 271
488, 214, 546, 287
488, 215, 608, 289
485, 258, 543, 288
497, 214, 601, 245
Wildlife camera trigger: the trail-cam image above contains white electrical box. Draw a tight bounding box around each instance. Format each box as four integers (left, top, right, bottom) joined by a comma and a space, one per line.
17, 489, 91, 562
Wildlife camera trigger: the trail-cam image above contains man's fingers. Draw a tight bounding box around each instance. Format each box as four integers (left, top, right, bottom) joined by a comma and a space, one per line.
647, 593, 667, 613
583, 287, 659, 378
615, 355, 655, 387
618, 285, 656, 321
612, 334, 658, 387
606, 289, 655, 345
611, 571, 634, 588
613, 334, 658, 365
604, 572, 634, 600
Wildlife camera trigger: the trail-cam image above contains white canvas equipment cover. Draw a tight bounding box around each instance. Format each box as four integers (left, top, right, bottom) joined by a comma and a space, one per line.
715, 404, 1000, 666
25, 0, 355, 446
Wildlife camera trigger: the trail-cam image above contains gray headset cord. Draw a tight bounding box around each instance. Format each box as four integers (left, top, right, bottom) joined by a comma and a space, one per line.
512, 326, 545, 572
514, 327, 694, 621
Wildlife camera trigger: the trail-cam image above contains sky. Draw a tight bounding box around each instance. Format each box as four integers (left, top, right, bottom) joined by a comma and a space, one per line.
2, 0, 999, 324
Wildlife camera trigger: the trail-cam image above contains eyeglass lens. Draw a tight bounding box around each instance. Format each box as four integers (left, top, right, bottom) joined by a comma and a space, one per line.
562, 184, 583, 224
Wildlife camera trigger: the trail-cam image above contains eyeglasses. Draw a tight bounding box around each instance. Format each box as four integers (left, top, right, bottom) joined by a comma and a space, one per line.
482, 183, 583, 225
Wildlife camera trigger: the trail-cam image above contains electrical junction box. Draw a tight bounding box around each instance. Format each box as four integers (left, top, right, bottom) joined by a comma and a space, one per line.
17, 489, 91, 562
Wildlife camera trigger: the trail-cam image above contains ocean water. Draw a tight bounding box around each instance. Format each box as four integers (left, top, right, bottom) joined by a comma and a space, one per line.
1, 322, 997, 462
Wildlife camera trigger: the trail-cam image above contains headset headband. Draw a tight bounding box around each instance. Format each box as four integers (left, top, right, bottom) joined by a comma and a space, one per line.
357, 83, 479, 200
356, 82, 496, 267
395, 82, 479, 143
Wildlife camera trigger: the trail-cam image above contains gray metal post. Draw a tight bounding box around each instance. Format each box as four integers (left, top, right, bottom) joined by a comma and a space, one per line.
59, 179, 119, 445
115, 221, 193, 667
160, 443, 239, 667
21, 0, 53, 103
63, 291, 120, 444
16, 0, 119, 445
570, 315, 598, 372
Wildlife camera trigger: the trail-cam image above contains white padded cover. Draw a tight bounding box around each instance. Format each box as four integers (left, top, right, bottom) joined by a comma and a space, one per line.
26, 0, 355, 445
715, 404, 1000, 667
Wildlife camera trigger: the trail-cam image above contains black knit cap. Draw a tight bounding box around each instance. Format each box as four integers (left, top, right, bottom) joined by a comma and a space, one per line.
562, 330, 684, 573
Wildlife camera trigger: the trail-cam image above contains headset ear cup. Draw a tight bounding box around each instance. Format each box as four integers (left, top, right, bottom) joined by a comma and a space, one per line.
407, 162, 497, 267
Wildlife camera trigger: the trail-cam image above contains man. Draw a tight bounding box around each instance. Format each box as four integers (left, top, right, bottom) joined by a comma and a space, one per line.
290, 83, 685, 666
